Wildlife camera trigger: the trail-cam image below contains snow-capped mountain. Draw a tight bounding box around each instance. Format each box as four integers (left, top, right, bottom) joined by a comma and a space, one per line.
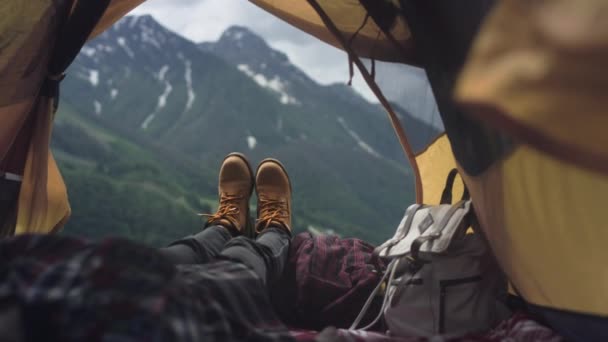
57, 15, 439, 242
200, 25, 318, 99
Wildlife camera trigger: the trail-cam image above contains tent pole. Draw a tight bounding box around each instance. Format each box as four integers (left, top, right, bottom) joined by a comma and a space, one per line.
306, 0, 424, 203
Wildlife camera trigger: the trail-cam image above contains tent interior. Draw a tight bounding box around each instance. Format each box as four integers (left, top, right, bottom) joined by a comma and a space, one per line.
1, 0, 607, 339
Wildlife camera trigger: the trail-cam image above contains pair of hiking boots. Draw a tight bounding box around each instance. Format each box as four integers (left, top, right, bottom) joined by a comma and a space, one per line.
203, 153, 291, 236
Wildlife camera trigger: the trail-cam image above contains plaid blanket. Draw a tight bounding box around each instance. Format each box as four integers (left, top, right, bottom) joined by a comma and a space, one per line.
291, 313, 562, 341
273, 232, 386, 330
0, 234, 292, 342
0, 233, 562, 342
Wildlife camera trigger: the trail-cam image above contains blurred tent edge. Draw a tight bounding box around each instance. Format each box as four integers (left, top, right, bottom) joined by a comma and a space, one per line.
453, 0, 608, 328
0, 0, 143, 237
250, 0, 420, 65
250, 0, 608, 336
1, 0, 608, 339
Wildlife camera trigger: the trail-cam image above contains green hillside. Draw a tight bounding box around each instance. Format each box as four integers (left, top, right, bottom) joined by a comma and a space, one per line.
52, 102, 414, 245
53, 104, 216, 246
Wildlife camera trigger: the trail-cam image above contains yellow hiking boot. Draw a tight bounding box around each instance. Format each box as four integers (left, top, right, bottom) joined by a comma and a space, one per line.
203, 153, 254, 235
255, 158, 292, 234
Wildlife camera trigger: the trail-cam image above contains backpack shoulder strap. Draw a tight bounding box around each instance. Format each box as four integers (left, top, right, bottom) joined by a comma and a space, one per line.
440, 168, 470, 204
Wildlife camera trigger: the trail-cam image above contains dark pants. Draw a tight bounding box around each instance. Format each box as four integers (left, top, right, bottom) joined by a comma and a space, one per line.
158, 225, 290, 285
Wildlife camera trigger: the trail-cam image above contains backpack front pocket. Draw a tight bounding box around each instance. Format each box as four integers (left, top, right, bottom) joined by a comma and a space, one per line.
439, 275, 482, 334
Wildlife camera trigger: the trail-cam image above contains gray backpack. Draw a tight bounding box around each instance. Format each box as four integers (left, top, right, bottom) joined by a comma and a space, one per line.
350, 169, 508, 337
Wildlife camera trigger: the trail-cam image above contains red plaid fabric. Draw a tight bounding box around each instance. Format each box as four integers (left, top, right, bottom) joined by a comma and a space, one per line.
290, 313, 562, 341
273, 232, 387, 330
0, 233, 562, 341
0, 234, 292, 342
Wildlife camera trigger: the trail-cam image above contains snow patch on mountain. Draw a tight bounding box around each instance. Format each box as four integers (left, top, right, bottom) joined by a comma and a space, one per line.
89, 69, 99, 87
82, 47, 96, 57
237, 64, 299, 105
158, 81, 173, 109
247, 136, 257, 150
117, 37, 135, 58
157, 65, 169, 81
141, 81, 173, 130
223, 29, 245, 48
110, 88, 118, 100
95, 44, 114, 53
129, 16, 139, 28
183, 59, 196, 113
337, 117, 382, 158
141, 114, 155, 130
279, 93, 298, 105
140, 23, 162, 49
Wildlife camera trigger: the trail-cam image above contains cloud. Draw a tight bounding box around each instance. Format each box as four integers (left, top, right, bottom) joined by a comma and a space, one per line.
129, 0, 432, 104
129, 0, 375, 98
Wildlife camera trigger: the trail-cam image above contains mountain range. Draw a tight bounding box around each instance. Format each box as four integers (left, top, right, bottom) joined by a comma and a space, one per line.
52, 15, 438, 245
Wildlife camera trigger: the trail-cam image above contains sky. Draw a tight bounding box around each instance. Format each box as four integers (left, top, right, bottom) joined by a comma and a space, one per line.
130, 0, 379, 102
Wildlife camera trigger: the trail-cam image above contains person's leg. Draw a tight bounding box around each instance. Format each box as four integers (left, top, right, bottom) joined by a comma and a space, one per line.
158, 225, 233, 264
158, 153, 255, 265
219, 227, 290, 285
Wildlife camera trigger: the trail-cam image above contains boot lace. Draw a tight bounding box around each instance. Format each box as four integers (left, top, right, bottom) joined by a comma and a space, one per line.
201, 193, 242, 228
256, 196, 289, 232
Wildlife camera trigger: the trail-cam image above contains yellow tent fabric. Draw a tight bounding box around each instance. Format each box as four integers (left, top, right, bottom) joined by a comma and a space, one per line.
455, 0, 608, 175
456, 0, 608, 316
250, 0, 417, 64
1, 1, 67, 236
416, 134, 462, 204
9, 97, 70, 236
460, 146, 608, 316
0, 0, 143, 235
